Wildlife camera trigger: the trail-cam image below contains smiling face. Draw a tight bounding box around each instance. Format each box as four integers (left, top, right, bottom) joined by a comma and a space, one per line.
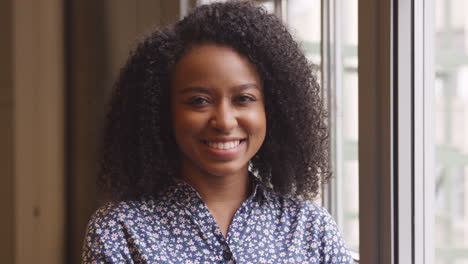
171, 44, 266, 179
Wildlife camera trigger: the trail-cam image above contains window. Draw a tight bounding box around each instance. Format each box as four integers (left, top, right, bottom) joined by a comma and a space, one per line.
181, 1, 468, 263
433, 0, 468, 263
284, 0, 360, 260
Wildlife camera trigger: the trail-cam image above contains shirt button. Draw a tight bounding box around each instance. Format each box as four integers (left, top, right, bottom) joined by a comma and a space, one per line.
223, 251, 232, 260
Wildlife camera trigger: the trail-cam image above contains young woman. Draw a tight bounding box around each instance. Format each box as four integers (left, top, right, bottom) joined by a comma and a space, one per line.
82, 2, 353, 263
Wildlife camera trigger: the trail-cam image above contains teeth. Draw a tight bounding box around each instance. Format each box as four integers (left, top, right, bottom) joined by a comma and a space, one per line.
206, 140, 241, 150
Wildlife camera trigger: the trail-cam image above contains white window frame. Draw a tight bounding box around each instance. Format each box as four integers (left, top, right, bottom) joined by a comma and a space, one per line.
414, 0, 435, 263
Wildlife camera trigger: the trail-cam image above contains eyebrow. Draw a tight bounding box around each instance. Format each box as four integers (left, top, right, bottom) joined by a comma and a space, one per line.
179, 83, 261, 94
179, 86, 212, 95
232, 83, 262, 92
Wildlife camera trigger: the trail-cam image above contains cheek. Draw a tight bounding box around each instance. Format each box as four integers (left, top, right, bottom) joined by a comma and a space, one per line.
172, 109, 205, 142
244, 107, 267, 141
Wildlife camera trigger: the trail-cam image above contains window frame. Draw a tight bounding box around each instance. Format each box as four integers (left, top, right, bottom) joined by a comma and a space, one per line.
414, 0, 435, 263
358, 0, 395, 263
359, 0, 436, 263
396, 0, 413, 263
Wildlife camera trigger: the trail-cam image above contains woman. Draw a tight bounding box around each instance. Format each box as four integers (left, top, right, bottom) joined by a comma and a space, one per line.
82, 1, 353, 263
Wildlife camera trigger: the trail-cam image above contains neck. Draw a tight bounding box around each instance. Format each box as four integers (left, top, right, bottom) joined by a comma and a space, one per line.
180, 164, 251, 206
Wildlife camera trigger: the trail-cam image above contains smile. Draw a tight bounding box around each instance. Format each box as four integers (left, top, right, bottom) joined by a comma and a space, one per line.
201, 139, 246, 150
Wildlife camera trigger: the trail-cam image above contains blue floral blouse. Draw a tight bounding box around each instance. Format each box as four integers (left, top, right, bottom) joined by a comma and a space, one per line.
82, 177, 353, 264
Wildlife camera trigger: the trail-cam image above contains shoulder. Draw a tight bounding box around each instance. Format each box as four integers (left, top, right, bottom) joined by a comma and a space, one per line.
89, 200, 137, 221
264, 188, 353, 260
272, 191, 341, 231
259, 187, 340, 234
86, 198, 158, 230
263, 186, 331, 221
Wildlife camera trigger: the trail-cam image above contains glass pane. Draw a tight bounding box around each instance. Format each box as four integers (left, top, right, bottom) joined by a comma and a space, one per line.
434, 0, 468, 263
339, 0, 359, 254
286, 1, 322, 208
256, 0, 275, 14
286, 0, 321, 67
286, 0, 359, 257
285, 0, 321, 205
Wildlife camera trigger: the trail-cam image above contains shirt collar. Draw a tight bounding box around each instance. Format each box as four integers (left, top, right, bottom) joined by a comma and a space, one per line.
166, 173, 272, 206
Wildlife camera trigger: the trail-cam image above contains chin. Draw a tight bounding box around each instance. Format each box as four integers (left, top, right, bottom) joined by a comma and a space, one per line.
199, 161, 249, 178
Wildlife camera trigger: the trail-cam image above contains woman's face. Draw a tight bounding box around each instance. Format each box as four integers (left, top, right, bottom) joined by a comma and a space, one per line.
171, 44, 266, 178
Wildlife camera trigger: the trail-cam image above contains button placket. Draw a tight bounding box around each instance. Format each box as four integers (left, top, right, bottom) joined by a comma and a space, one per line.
223, 250, 232, 260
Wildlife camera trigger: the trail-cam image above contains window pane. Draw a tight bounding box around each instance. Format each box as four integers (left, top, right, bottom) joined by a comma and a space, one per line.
339, 0, 359, 254
256, 0, 275, 14
285, 0, 322, 202
286, 0, 321, 66
434, 0, 468, 263
286, 0, 359, 257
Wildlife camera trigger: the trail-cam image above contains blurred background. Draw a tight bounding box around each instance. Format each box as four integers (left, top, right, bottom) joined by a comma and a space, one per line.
1, 1, 182, 263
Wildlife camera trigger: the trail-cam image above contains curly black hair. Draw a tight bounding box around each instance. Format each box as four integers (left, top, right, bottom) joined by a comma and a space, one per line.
99, 1, 330, 201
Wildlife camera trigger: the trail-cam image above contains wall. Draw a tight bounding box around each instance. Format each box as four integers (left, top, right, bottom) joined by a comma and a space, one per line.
0, 0, 65, 263
0, 0, 14, 262
66, 1, 181, 263
0, 1, 180, 263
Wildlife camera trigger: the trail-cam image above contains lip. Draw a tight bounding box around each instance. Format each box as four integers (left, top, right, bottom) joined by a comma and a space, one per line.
200, 137, 246, 143
200, 139, 247, 160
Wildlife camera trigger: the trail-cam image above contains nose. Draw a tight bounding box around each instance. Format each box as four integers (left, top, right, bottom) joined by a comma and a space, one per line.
210, 101, 237, 133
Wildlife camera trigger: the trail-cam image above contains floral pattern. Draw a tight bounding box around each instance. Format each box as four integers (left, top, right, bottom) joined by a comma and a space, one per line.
82, 178, 353, 263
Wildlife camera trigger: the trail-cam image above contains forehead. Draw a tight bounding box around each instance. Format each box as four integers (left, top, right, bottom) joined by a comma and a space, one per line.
171, 44, 262, 90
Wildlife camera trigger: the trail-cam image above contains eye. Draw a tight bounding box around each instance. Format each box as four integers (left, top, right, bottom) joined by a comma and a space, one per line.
186, 96, 210, 106
235, 95, 257, 103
